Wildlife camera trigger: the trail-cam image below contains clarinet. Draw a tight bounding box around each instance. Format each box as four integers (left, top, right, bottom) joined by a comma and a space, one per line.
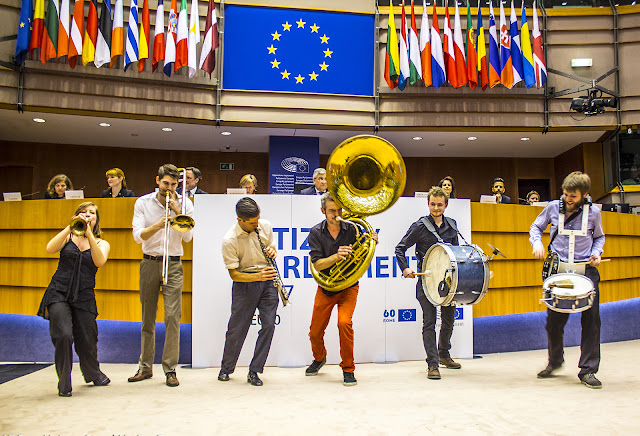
255, 228, 290, 306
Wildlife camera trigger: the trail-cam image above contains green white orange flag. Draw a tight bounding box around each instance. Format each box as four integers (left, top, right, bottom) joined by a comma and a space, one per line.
174, 0, 188, 72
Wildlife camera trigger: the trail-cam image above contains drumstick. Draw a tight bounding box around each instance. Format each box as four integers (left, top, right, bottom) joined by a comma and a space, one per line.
571, 259, 611, 266
413, 271, 432, 276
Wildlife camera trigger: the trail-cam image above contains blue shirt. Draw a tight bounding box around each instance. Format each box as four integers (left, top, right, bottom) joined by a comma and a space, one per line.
529, 199, 605, 263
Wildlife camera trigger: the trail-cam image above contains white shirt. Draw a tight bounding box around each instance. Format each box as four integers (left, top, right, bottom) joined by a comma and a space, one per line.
222, 219, 276, 272
132, 192, 194, 256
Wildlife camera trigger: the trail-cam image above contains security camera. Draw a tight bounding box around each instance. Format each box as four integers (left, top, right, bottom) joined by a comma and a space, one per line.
570, 89, 616, 116
225, 145, 230, 150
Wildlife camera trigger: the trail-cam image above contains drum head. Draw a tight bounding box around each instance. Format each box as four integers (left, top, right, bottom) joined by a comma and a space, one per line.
543, 273, 594, 297
421, 244, 455, 306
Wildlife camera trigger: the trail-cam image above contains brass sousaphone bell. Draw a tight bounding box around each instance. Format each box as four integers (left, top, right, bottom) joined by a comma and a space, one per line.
310, 135, 406, 292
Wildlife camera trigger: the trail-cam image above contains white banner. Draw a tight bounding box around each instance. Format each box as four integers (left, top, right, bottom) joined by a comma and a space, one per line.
192, 195, 473, 368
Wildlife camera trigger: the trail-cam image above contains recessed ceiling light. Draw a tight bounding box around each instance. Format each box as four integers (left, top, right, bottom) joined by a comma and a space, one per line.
520, 137, 531, 141
162, 127, 173, 132
221, 131, 232, 136
412, 136, 423, 141
33, 118, 45, 123
99, 122, 111, 127
467, 136, 478, 141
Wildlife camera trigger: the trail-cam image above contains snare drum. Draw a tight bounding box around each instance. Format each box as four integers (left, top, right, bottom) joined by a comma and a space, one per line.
541, 273, 595, 313
421, 243, 490, 306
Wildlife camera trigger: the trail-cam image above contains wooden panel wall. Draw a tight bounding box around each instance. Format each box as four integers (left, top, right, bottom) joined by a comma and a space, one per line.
2, 200, 639, 321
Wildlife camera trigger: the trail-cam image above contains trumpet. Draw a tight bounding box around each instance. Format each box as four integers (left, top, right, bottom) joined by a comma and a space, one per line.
69, 216, 90, 236
161, 167, 196, 285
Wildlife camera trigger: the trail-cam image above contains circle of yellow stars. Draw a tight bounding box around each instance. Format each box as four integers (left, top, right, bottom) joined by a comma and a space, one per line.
267, 18, 333, 85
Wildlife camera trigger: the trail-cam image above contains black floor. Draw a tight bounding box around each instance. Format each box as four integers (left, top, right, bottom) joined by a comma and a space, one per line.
0, 363, 52, 384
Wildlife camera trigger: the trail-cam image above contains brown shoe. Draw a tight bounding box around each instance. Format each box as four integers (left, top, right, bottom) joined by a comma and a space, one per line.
128, 369, 152, 382
166, 372, 179, 387
440, 357, 462, 369
427, 366, 441, 380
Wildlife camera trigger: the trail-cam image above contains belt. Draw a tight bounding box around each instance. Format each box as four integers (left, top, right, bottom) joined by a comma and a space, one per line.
143, 254, 180, 261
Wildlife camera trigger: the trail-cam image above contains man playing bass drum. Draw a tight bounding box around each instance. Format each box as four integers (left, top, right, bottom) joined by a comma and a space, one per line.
530, 171, 605, 389
395, 186, 462, 380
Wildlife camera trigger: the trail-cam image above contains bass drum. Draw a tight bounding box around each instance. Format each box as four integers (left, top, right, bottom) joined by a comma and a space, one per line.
421, 243, 490, 306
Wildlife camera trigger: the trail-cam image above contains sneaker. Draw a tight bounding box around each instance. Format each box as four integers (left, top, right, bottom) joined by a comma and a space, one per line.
439, 357, 462, 369
537, 364, 562, 378
166, 372, 179, 387
580, 373, 602, 389
343, 371, 357, 386
305, 358, 327, 376
218, 370, 230, 382
427, 366, 441, 380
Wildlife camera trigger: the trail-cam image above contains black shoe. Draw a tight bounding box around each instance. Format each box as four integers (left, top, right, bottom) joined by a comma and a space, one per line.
58, 381, 72, 397
247, 371, 263, 386
580, 373, 602, 389
537, 364, 562, 378
305, 358, 326, 376
58, 390, 72, 397
343, 371, 357, 386
92, 372, 111, 386
218, 370, 230, 382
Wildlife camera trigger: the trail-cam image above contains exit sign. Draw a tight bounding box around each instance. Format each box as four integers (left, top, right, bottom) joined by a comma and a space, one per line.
220, 163, 234, 171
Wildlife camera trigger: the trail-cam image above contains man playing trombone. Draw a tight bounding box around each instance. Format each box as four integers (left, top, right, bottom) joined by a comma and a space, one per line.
129, 164, 194, 387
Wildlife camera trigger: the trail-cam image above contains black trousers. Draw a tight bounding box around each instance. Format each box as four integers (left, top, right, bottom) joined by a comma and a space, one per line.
220, 281, 279, 374
416, 283, 456, 368
545, 266, 601, 378
48, 302, 102, 393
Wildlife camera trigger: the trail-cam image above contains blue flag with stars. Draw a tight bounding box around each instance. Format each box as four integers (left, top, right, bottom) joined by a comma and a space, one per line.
223, 5, 374, 96
14, 0, 33, 64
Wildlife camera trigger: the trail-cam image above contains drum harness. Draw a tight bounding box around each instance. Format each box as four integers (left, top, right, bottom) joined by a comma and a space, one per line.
543, 201, 590, 280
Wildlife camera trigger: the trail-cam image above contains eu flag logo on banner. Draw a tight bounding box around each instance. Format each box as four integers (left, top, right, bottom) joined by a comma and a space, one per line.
223, 5, 374, 96
398, 309, 417, 322
454, 307, 463, 320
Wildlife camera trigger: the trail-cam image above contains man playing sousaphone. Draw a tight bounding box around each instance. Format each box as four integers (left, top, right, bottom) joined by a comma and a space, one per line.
395, 186, 461, 380
306, 192, 378, 386
530, 171, 605, 389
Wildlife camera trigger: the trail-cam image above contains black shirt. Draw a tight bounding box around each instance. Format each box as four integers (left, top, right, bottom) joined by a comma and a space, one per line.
100, 188, 136, 198
308, 219, 358, 294
395, 215, 459, 272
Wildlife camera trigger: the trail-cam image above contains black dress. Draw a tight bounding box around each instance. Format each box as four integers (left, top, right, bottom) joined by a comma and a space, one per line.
100, 187, 136, 198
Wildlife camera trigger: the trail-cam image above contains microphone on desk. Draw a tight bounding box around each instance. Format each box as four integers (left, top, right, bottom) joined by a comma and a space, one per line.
21, 191, 40, 198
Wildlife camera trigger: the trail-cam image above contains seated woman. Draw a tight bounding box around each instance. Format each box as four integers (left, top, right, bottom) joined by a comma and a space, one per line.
100, 168, 136, 198
240, 174, 258, 194
44, 174, 73, 199
438, 176, 456, 199
38, 202, 111, 397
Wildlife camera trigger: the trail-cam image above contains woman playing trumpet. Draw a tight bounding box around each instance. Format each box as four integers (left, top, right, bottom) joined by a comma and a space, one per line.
38, 202, 111, 397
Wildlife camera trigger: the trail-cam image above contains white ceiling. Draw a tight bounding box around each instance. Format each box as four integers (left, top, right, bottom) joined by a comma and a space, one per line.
0, 109, 606, 158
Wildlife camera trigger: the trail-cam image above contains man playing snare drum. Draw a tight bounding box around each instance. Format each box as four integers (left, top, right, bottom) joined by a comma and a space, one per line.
395, 186, 461, 380
530, 171, 605, 388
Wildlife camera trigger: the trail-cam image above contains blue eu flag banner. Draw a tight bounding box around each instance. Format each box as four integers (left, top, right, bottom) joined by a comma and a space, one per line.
223, 5, 375, 96
15, 0, 33, 64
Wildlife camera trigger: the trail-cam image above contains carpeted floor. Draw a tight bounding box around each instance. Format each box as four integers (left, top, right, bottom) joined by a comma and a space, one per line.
1, 340, 639, 435
0, 363, 52, 384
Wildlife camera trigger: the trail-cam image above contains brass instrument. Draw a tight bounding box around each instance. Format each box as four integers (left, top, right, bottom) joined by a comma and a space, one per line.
255, 228, 291, 306
162, 167, 196, 284
69, 216, 89, 236
310, 135, 406, 292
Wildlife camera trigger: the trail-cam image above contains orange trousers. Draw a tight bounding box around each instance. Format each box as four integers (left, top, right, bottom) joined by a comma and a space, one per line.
308, 285, 359, 373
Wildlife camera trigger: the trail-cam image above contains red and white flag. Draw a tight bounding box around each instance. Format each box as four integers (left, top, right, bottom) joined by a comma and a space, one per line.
58, 0, 69, 58
68, 0, 83, 68
452, 0, 467, 88
152, 0, 165, 71
198, 0, 218, 77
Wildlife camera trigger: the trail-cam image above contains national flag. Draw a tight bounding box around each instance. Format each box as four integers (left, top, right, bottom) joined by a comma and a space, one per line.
186, 0, 199, 77
82, 0, 98, 65
198, 0, 218, 78
398, 0, 410, 90
452, 1, 467, 88
124, 0, 138, 71
138, 0, 150, 72
58, 0, 69, 58
499, 0, 513, 88
476, 4, 488, 90
466, 1, 477, 90
30, 0, 45, 57
151, 0, 164, 71
443, 0, 457, 88
174, 0, 188, 72
409, 0, 421, 85
110, 0, 123, 66
510, 0, 523, 87
164, 0, 177, 76
95, 0, 112, 67
532, 0, 547, 88
430, 3, 446, 89
419, 0, 431, 87
40, 0, 59, 64
521, 1, 535, 88
488, 0, 500, 88
383, 0, 400, 89
14, 0, 32, 64
68, 0, 83, 68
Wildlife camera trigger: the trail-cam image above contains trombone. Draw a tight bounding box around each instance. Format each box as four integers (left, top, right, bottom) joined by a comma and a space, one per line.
162, 167, 196, 284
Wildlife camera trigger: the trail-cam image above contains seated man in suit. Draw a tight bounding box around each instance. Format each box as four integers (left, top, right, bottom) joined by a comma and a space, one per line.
301, 168, 328, 195
491, 178, 511, 204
